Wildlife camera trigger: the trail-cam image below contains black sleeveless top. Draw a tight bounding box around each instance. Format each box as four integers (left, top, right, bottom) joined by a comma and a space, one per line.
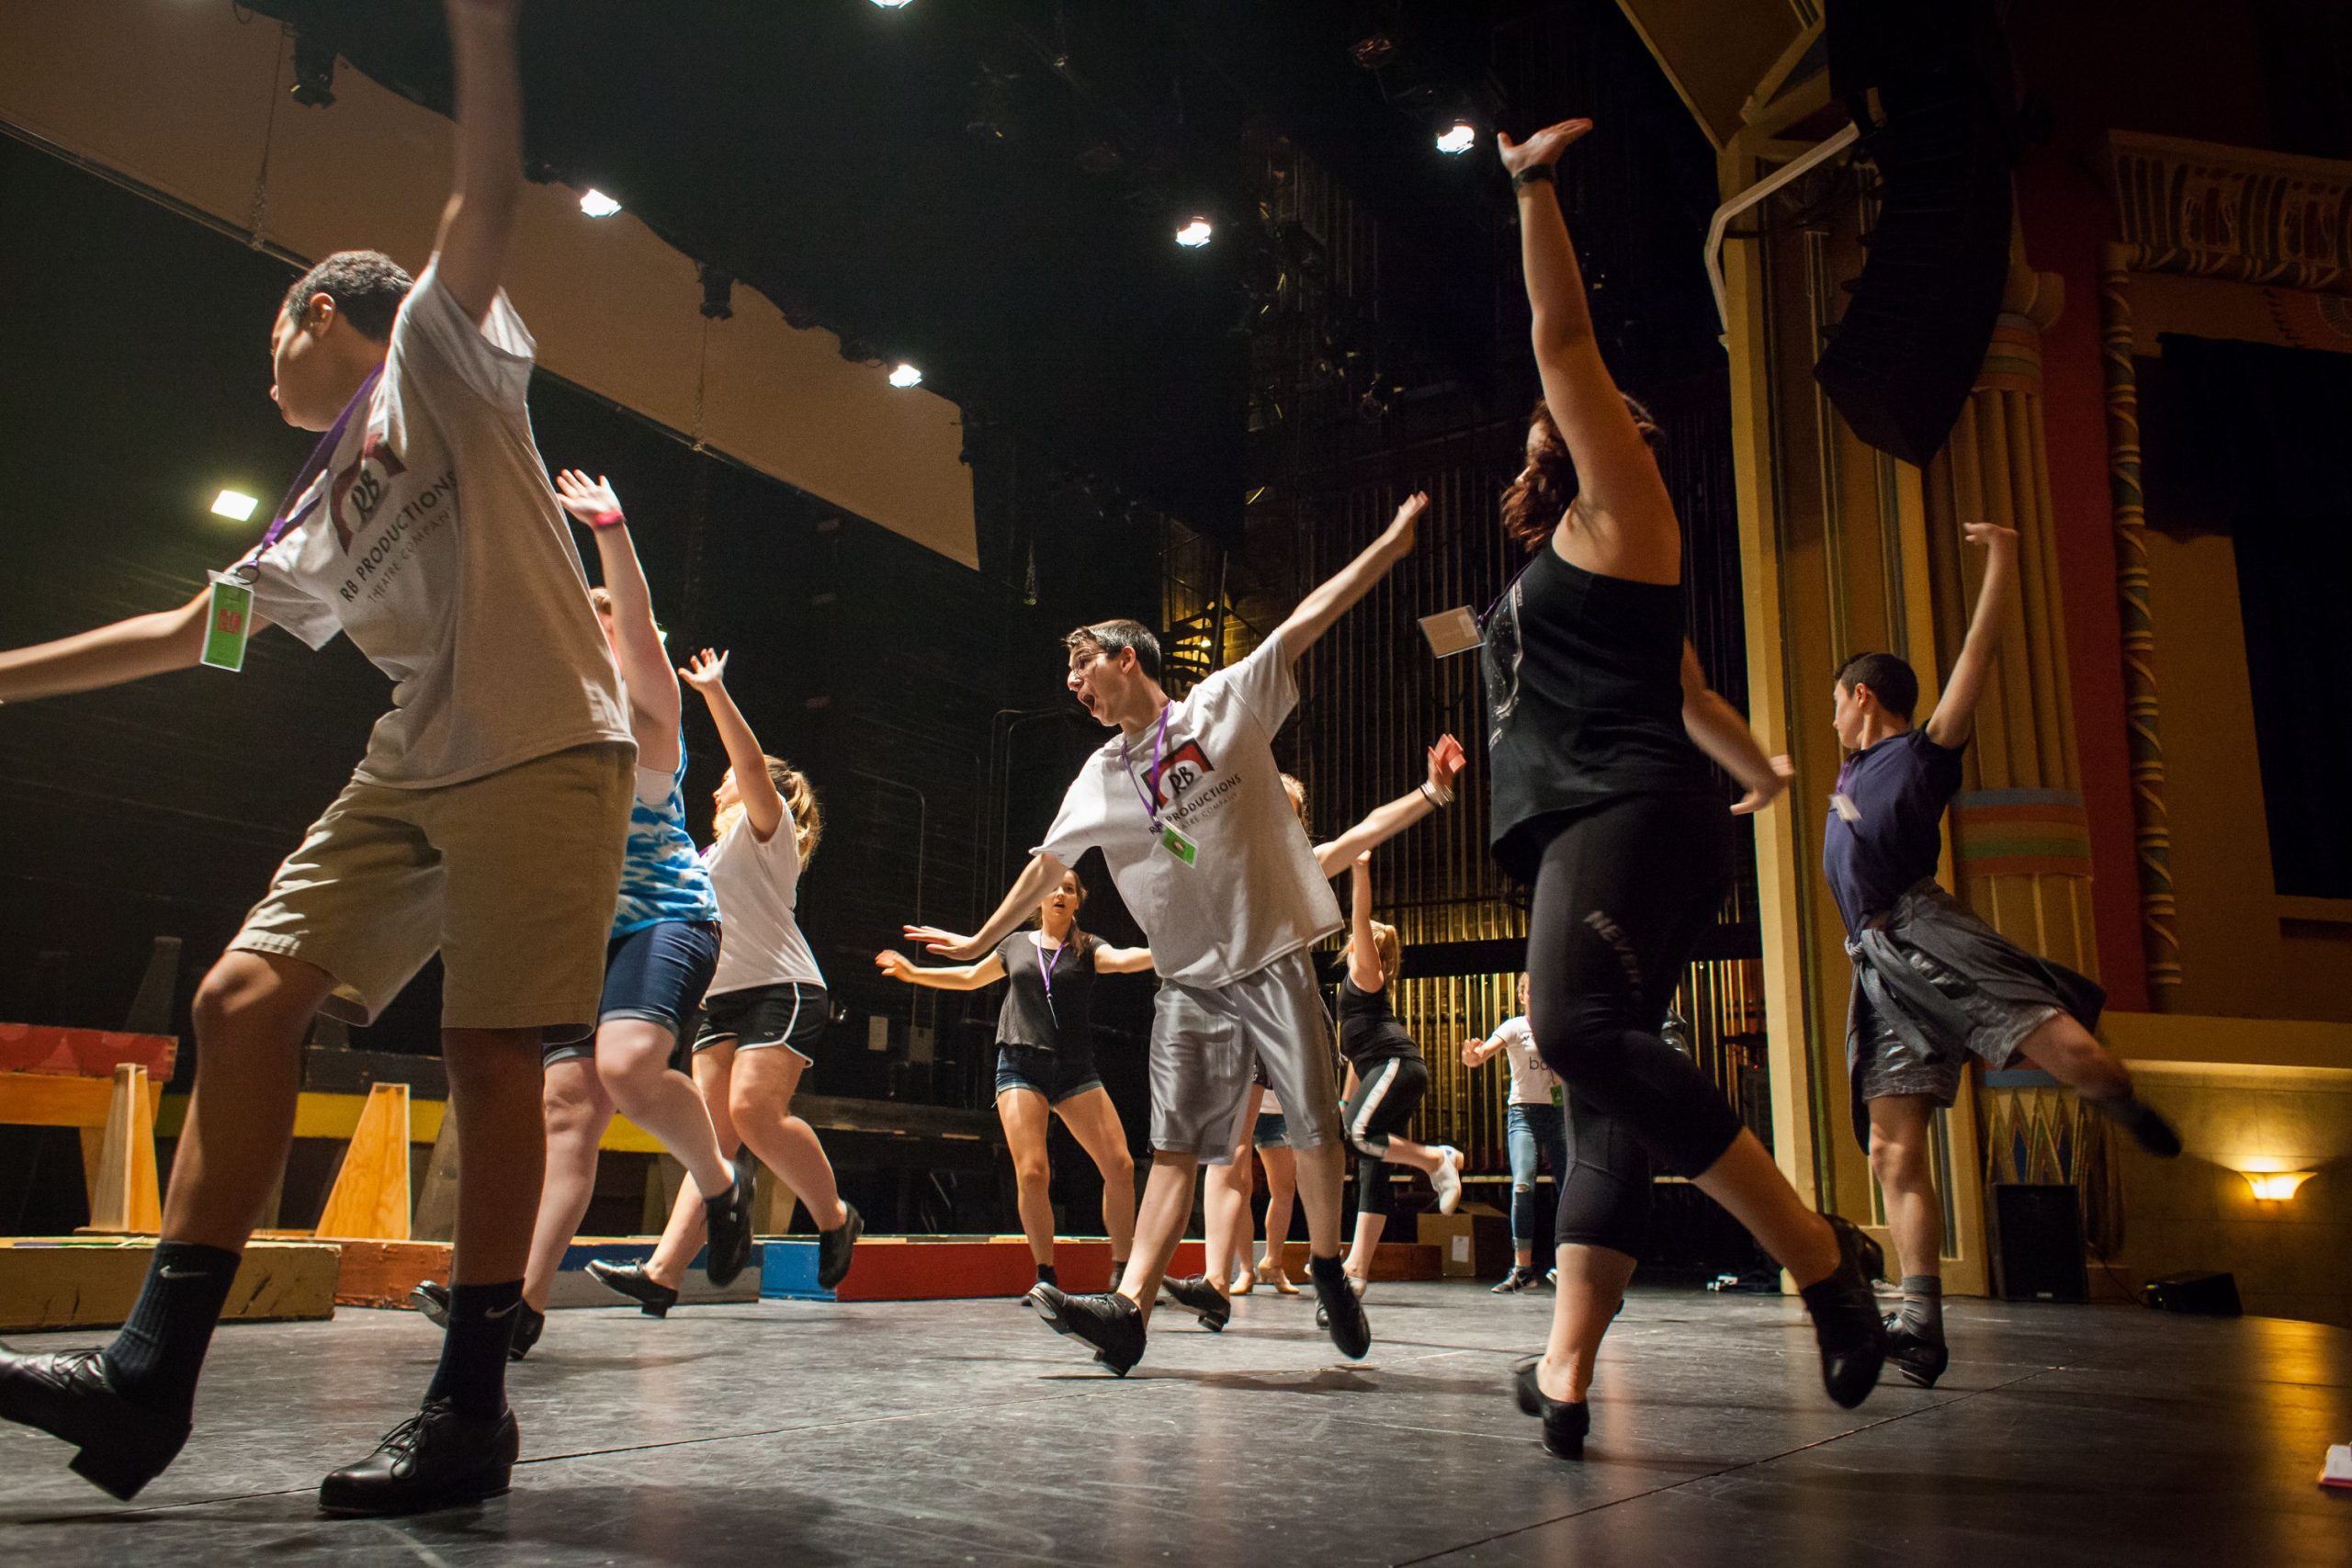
994, 930, 1096, 1053
1481, 543, 1715, 883
1337, 976, 1421, 1070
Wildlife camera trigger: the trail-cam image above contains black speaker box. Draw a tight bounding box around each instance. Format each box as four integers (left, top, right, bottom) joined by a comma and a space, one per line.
1986, 1182, 2088, 1303
2143, 1271, 2244, 1316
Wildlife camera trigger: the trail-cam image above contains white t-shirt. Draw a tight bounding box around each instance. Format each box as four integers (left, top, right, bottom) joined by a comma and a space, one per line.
1490, 1016, 1559, 1106
240, 263, 630, 789
703, 810, 825, 996
1035, 632, 1340, 989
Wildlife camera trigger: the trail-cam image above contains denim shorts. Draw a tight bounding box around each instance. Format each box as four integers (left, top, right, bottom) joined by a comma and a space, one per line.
995, 1043, 1104, 1105
543, 919, 720, 1066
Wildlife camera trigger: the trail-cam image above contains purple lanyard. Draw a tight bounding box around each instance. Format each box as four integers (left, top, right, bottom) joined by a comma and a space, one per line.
1036, 938, 1061, 1022
1118, 703, 1173, 827
235, 365, 383, 581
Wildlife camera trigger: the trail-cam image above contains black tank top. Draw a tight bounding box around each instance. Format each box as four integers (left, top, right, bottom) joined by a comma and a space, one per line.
1337, 976, 1421, 1070
994, 930, 1095, 1052
1482, 542, 1715, 883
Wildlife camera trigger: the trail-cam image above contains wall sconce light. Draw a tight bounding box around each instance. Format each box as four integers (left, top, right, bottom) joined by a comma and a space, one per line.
2242, 1169, 2314, 1203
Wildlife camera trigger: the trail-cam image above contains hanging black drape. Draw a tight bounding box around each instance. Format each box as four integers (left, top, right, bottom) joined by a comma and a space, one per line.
2142, 333, 2352, 900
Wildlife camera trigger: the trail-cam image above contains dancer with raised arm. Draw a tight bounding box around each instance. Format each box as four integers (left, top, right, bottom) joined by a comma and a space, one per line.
1487, 117, 1885, 1461
587, 649, 864, 1314
907, 493, 1427, 1374
1173, 739, 1465, 1323
0, 0, 637, 1512
1830, 523, 2179, 1388
1463, 976, 1567, 1293
876, 867, 1148, 1291
424, 478, 746, 1355
1321, 850, 1464, 1318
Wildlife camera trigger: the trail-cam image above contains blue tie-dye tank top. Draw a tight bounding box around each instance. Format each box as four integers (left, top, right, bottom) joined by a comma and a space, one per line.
612, 733, 722, 936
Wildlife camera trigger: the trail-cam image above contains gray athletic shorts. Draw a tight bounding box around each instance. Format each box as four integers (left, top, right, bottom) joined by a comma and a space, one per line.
1149, 949, 1341, 1163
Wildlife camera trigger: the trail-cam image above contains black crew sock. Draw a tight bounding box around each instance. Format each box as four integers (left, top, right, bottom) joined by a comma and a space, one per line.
102, 1240, 243, 1414
1306, 1251, 1349, 1290
1898, 1275, 1944, 1339
1035, 1263, 1058, 1288
424, 1280, 524, 1422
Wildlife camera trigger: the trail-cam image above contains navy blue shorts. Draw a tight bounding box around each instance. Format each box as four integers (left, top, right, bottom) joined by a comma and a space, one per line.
544, 920, 721, 1066
1252, 1111, 1291, 1149
994, 1043, 1103, 1105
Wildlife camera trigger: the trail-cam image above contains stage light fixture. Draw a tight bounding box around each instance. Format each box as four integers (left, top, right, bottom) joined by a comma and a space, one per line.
888, 363, 923, 389
210, 489, 260, 523
1435, 121, 1476, 154
579, 189, 623, 218
2243, 1169, 2315, 1202
1175, 217, 1214, 249
869, 0, 914, 8
699, 265, 734, 321
289, 31, 337, 107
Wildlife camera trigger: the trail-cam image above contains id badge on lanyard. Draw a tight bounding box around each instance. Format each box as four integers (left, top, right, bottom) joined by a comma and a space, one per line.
200, 571, 256, 672
1123, 704, 1200, 870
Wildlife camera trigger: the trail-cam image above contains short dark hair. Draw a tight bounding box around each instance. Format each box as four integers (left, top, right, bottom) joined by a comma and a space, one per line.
1065, 618, 1161, 682
1835, 651, 1919, 722
280, 250, 413, 341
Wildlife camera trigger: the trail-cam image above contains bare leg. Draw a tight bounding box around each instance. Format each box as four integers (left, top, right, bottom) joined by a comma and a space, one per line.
645, 1046, 735, 1291
1866, 1095, 1941, 1286
2013, 1013, 2132, 1100
1201, 1082, 1263, 1288
1690, 1131, 1839, 1286
729, 1047, 848, 1230
441, 1029, 549, 1285
997, 1087, 1057, 1267
1540, 1245, 1638, 1403
1116, 1151, 1200, 1328
1290, 1140, 1349, 1259
1054, 1089, 1137, 1264
1258, 1145, 1298, 1281
164, 952, 337, 1249
1342, 1210, 1386, 1280
596, 1018, 732, 1198
1381, 1134, 1444, 1176
523, 1058, 614, 1309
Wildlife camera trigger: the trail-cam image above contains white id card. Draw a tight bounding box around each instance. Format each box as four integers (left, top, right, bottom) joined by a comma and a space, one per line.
1831, 792, 1862, 823
1419, 606, 1483, 658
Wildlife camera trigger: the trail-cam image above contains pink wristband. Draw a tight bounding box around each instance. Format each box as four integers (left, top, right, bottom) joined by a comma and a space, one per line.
590, 509, 626, 530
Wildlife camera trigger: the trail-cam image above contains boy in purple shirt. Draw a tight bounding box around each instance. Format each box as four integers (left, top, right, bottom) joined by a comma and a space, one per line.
1828, 521, 2179, 1389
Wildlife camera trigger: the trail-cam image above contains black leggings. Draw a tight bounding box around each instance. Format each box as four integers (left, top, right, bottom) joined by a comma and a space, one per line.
1342, 1054, 1429, 1220
1527, 792, 1737, 1256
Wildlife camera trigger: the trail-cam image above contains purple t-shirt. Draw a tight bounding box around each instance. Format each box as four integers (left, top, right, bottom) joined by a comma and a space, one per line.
1822, 729, 1965, 931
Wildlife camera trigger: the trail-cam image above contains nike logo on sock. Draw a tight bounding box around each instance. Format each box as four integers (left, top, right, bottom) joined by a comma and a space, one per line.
483, 1301, 523, 1320
158, 1267, 214, 1280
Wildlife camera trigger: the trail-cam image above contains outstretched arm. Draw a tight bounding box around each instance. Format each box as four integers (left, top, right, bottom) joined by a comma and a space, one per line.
874, 950, 1008, 992
907, 853, 1067, 964
1272, 492, 1427, 659
1499, 120, 1679, 574
679, 648, 786, 842
558, 471, 678, 770
0, 589, 214, 705
432, 0, 526, 327
1679, 642, 1792, 816
1091, 944, 1157, 976
1460, 1036, 1503, 1069
1311, 734, 1465, 876
1347, 852, 1385, 992
1926, 522, 2018, 749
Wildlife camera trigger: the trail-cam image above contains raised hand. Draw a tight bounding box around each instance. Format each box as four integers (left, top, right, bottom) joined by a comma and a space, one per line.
677, 647, 729, 694
1962, 520, 2019, 557
905, 924, 986, 964
1497, 118, 1594, 177
1731, 753, 1796, 817
552, 468, 624, 527
1426, 732, 1467, 795
874, 951, 917, 982
1459, 1037, 1485, 1068
1382, 491, 1430, 557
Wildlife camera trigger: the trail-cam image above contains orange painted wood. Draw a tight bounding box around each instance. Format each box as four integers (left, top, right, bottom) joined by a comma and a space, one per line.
330, 1238, 454, 1307
0, 1023, 175, 1078
0, 1238, 337, 1332
0, 1070, 161, 1129
86, 1064, 163, 1233
313, 1083, 413, 1241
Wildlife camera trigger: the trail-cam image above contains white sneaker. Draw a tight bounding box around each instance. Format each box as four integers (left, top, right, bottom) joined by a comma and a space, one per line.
1431, 1145, 1464, 1215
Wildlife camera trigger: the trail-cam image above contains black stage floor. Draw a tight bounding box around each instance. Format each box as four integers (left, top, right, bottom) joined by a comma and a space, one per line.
2, 1281, 2345, 1565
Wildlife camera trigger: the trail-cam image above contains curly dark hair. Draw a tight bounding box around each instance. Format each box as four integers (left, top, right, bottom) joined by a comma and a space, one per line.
279, 250, 413, 341
1499, 394, 1663, 553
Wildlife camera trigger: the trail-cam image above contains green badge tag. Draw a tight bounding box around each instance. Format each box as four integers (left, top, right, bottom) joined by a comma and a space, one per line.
200, 571, 255, 672
1159, 822, 1199, 867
